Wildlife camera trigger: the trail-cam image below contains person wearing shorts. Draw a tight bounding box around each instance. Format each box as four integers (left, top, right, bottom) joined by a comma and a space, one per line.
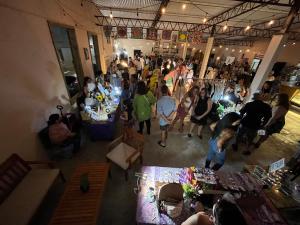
157, 85, 176, 148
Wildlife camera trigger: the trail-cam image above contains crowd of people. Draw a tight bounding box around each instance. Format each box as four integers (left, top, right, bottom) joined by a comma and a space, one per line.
107, 53, 290, 171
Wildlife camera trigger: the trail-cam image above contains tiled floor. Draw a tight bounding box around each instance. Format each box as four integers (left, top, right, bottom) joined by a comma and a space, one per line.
31, 108, 300, 225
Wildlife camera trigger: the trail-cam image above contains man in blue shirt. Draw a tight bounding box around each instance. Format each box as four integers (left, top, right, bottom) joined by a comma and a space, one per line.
157, 85, 176, 147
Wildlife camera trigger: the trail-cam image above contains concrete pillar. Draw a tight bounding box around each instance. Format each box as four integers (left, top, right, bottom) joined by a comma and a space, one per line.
199, 37, 214, 78
182, 42, 188, 60
249, 34, 287, 96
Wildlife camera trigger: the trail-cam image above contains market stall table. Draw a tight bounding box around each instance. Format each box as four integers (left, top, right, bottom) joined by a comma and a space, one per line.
136, 166, 289, 225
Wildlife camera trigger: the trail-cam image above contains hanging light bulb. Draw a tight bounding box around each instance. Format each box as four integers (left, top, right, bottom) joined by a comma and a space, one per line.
216, 56, 220, 60
219, 45, 223, 48
268, 20, 274, 26
245, 25, 251, 31
225, 47, 229, 51
182, 4, 186, 9
292, 42, 296, 45
232, 49, 235, 52
203, 17, 207, 23
162, 7, 166, 14
212, 48, 216, 52
239, 49, 242, 53
223, 24, 228, 31
109, 9, 113, 18
246, 49, 250, 52
137, 8, 139, 17
283, 44, 286, 47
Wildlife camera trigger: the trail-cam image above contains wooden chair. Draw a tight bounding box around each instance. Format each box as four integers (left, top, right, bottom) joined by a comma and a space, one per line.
106, 128, 144, 180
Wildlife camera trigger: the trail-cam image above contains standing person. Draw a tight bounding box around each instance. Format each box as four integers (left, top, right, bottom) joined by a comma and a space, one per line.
255, 93, 289, 148
157, 55, 163, 68
133, 81, 156, 134
170, 86, 199, 132
260, 81, 272, 101
232, 93, 272, 155
157, 85, 177, 148
128, 61, 137, 80
135, 58, 142, 79
205, 112, 241, 170
188, 88, 212, 139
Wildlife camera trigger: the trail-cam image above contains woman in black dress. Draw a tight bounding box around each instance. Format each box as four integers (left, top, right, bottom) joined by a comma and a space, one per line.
188, 88, 212, 139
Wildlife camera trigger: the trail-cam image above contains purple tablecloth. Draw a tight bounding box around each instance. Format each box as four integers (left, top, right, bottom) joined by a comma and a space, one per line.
136, 166, 192, 225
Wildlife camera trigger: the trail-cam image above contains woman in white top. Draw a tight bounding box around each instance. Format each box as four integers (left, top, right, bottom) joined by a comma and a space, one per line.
255, 93, 289, 148
128, 61, 137, 80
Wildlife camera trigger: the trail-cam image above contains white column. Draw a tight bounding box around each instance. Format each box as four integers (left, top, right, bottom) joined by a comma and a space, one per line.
249, 34, 287, 96
199, 37, 214, 78
182, 42, 188, 60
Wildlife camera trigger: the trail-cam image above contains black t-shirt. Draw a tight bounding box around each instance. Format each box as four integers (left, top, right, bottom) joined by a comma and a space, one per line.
240, 100, 272, 129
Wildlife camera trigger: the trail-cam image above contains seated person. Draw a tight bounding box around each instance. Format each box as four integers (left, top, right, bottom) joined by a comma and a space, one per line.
48, 114, 80, 152
182, 194, 246, 225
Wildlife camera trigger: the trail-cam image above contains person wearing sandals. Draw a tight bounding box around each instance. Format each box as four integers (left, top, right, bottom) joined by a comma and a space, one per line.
157, 85, 177, 148
169, 86, 199, 132
188, 88, 212, 139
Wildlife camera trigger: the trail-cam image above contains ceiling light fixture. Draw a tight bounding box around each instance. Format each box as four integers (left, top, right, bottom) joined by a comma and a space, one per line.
182, 4, 186, 9
203, 13, 208, 23
245, 25, 251, 31
162, 7, 166, 14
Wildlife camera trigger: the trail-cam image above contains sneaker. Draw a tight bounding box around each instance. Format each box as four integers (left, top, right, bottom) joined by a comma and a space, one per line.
158, 141, 166, 148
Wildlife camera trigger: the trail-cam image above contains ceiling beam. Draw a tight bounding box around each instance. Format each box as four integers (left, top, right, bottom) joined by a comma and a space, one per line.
151, 0, 170, 27
95, 15, 300, 41
190, 0, 280, 32
233, 0, 295, 7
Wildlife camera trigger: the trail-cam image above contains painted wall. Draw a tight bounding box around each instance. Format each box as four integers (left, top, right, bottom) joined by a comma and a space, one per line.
0, 0, 112, 162
115, 38, 156, 58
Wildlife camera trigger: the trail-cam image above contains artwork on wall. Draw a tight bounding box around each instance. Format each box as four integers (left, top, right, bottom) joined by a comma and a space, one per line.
147, 28, 157, 40
189, 31, 202, 44
178, 31, 188, 42
131, 27, 143, 39
172, 33, 178, 42
162, 30, 172, 40
84, 48, 89, 60
117, 26, 127, 38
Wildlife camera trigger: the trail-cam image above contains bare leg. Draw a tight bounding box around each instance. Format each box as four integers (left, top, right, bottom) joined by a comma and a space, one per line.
197, 125, 203, 138
179, 117, 184, 132
161, 130, 167, 146
188, 123, 196, 137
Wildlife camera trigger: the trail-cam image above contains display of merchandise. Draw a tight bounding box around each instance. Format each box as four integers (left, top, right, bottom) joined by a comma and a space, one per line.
83, 76, 121, 122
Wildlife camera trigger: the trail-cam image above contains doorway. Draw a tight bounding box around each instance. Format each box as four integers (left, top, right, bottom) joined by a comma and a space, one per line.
134, 49, 141, 58
49, 23, 84, 100
87, 32, 102, 76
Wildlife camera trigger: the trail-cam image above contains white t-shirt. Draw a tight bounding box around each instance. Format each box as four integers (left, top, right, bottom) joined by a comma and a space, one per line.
135, 61, 142, 70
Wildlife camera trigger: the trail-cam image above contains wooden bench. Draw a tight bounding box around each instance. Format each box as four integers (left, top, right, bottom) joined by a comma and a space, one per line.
0, 154, 65, 225
49, 162, 110, 225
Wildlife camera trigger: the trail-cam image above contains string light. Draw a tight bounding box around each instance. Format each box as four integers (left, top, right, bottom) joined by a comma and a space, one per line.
162, 7, 166, 14
245, 25, 251, 31
182, 4, 186, 9
109, 9, 113, 18
219, 45, 223, 48
223, 21, 228, 31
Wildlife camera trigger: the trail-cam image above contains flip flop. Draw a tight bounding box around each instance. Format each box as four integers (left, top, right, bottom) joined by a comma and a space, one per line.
158, 141, 166, 148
